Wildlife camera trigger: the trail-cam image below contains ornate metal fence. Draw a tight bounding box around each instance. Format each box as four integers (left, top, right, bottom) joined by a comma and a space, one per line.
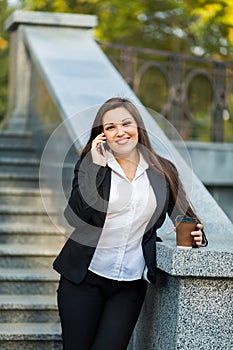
99, 42, 233, 142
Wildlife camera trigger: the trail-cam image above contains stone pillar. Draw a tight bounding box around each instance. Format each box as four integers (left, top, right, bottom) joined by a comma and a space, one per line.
5, 25, 31, 131
129, 241, 233, 350
4, 10, 97, 131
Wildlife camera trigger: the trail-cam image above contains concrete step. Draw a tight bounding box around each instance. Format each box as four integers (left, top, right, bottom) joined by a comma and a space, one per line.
0, 323, 61, 350
0, 268, 59, 294
0, 244, 62, 268
0, 294, 59, 323
0, 129, 63, 348
0, 173, 40, 188
0, 129, 32, 139
0, 144, 36, 158
0, 131, 33, 146
0, 157, 39, 174
0, 187, 53, 206
0, 139, 34, 148
0, 205, 58, 224
0, 223, 66, 245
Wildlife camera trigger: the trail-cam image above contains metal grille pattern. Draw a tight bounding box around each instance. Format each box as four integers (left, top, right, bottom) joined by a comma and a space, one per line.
99, 42, 233, 142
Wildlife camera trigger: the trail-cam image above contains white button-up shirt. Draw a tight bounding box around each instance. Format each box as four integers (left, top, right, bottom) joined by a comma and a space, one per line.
88, 153, 157, 281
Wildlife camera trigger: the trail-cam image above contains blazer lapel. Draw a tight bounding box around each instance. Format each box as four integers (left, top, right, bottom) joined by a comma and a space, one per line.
145, 167, 169, 236
96, 166, 112, 214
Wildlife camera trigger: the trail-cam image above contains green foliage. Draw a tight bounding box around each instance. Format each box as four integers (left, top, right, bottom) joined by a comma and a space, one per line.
184, 0, 233, 58
19, 0, 233, 58
19, 0, 193, 52
0, 0, 12, 122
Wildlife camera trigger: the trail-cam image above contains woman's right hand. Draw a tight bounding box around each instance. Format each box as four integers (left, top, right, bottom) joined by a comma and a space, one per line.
91, 133, 107, 166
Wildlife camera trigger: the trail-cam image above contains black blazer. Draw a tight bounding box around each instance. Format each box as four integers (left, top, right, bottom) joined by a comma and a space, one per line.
53, 155, 206, 284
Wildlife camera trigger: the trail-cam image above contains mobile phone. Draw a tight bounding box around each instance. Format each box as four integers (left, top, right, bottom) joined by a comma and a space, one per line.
98, 142, 106, 156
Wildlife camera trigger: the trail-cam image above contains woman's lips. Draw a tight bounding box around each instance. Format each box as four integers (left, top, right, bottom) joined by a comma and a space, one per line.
115, 138, 129, 145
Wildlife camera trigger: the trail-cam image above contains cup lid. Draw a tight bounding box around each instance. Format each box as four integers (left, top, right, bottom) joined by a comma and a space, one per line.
175, 215, 198, 223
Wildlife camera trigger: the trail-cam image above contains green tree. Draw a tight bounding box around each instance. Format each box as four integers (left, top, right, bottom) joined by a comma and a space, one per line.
184, 0, 233, 58
19, 0, 233, 58
19, 0, 195, 52
0, 0, 12, 122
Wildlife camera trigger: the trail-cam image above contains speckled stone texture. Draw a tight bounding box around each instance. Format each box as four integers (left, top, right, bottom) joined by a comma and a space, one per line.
129, 271, 233, 350
156, 241, 233, 278
127, 211, 233, 350
176, 277, 232, 350
126, 208, 233, 350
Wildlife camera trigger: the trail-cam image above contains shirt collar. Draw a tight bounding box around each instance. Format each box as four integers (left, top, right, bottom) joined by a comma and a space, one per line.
107, 151, 148, 181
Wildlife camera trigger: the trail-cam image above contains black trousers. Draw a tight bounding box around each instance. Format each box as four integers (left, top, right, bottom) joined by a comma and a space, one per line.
57, 270, 147, 350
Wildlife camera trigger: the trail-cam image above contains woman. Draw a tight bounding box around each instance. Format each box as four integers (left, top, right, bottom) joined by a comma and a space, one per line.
53, 97, 208, 350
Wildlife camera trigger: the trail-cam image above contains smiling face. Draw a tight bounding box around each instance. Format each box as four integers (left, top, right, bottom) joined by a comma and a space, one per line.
102, 107, 139, 158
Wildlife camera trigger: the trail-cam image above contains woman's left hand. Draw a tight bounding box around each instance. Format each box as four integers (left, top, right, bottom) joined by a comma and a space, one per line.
191, 223, 203, 247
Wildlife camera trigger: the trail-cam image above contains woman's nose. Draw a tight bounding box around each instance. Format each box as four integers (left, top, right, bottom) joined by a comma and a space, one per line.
116, 124, 125, 136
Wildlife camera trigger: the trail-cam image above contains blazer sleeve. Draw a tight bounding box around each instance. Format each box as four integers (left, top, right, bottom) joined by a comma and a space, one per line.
64, 155, 108, 227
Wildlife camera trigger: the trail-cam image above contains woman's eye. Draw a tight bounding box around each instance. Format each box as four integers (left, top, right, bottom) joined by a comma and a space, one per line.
123, 121, 132, 126
106, 125, 114, 131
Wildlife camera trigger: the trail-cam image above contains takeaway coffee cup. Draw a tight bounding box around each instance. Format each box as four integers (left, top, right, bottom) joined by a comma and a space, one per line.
175, 215, 198, 248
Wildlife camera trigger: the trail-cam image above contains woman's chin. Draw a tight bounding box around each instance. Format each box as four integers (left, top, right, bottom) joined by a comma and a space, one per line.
111, 146, 138, 158
108, 139, 138, 156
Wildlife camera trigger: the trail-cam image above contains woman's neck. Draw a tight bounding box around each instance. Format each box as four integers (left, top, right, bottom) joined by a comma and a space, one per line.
115, 148, 139, 164
115, 149, 140, 182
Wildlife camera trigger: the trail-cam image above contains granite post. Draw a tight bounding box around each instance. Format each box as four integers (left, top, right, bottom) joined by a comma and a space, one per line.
128, 238, 233, 350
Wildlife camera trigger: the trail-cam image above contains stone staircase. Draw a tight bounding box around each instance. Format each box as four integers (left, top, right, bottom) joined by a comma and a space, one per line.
0, 130, 66, 349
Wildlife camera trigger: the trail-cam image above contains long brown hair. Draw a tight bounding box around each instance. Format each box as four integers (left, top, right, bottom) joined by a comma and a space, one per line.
81, 97, 199, 222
